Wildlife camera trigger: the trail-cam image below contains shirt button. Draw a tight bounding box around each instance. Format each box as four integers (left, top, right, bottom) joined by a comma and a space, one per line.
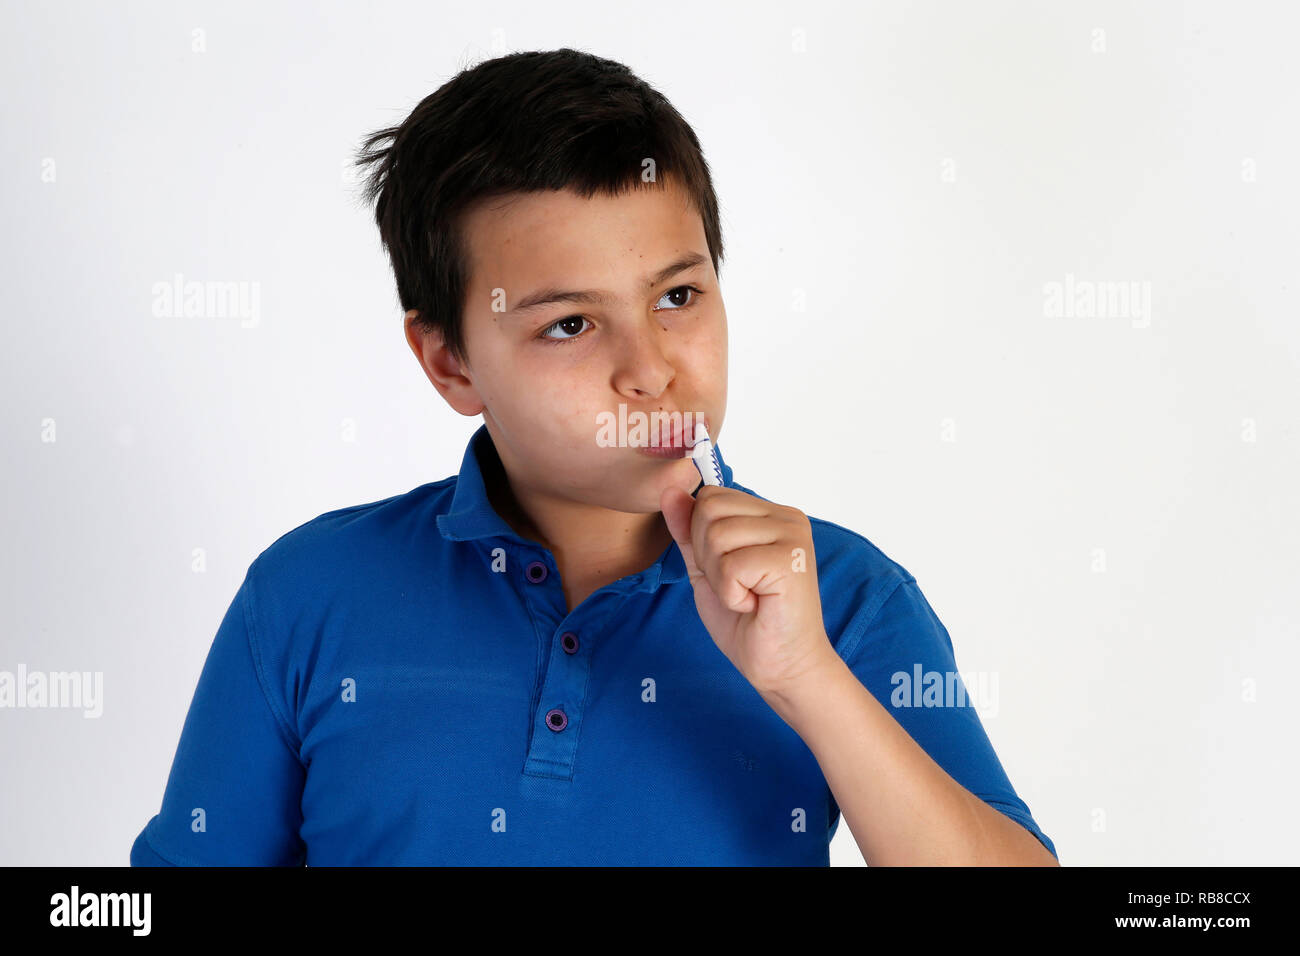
524, 560, 548, 584
561, 632, 579, 654
545, 708, 568, 731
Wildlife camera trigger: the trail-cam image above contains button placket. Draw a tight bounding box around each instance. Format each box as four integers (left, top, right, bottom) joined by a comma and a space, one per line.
541, 632, 580, 735
520, 569, 632, 779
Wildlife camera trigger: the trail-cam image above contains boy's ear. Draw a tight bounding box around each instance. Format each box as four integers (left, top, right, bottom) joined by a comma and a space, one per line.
404, 309, 484, 417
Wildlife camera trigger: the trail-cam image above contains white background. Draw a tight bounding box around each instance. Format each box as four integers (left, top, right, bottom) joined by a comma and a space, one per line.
2, 0, 1296, 866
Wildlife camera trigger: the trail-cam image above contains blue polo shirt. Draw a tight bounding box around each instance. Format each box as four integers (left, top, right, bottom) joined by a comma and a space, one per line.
131, 423, 1056, 865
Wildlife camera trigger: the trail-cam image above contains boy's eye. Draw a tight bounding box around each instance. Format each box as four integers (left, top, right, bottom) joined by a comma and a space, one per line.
537, 285, 705, 345
653, 285, 701, 312
539, 315, 591, 342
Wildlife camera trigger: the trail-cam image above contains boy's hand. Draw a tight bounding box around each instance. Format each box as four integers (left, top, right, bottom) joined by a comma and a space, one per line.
660, 484, 837, 697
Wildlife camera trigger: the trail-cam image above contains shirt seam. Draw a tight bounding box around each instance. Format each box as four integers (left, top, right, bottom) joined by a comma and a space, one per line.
807, 515, 914, 578
980, 797, 1060, 860
242, 559, 307, 766
834, 573, 914, 668
140, 821, 191, 866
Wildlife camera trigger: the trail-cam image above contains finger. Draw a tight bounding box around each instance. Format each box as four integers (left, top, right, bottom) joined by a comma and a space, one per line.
712, 542, 796, 613
691, 485, 772, 521
692, 514, 783, 596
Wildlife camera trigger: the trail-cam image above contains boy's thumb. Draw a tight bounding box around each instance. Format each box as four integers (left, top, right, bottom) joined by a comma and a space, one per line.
659, 485, 700, 579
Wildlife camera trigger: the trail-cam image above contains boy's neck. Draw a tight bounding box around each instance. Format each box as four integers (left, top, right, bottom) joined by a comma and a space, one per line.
479, 437, 674, 609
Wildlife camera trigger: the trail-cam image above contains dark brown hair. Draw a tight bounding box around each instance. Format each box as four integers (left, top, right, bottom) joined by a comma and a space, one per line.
353, 48, 725, 367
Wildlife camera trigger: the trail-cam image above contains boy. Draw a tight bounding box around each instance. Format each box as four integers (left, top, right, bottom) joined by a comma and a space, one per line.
131, 48, 1057, 866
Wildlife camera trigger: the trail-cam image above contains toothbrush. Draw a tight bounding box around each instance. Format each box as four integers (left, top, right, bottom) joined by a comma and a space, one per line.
690, 421, 724, 488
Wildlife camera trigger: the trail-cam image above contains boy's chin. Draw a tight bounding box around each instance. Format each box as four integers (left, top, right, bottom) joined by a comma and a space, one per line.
647, 460, 703, 499
600, 477, 693, 516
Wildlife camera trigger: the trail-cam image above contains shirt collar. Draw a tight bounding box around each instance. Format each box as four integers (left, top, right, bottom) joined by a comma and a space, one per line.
436, 422, 736, 589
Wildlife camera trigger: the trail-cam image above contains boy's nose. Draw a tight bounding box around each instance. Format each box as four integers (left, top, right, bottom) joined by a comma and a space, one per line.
612, 320, 677, 397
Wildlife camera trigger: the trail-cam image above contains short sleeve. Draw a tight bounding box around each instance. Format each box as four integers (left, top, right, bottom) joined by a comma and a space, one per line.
828, 577, 1058, 861
130, 561, 308, 866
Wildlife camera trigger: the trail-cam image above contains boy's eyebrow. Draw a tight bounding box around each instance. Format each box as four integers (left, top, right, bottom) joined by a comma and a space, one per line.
508, 251, 709, 315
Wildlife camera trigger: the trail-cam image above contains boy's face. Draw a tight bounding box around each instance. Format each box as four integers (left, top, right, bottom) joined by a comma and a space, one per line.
414, 177, 727, 517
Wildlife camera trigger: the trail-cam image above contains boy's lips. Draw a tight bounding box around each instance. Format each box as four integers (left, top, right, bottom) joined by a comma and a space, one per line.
635, 414, 710, 458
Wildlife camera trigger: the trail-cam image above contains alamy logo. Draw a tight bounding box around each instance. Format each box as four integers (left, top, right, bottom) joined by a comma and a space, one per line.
594, 404, 707, 447
1042, 273, 1151, 328
151, 272, 261, 328
890, 665, 999, 717
49, 886, 150, 936
0, 665, 102, 718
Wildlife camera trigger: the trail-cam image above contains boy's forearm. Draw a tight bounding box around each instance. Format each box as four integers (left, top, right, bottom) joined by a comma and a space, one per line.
760, 640, 1059, 866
